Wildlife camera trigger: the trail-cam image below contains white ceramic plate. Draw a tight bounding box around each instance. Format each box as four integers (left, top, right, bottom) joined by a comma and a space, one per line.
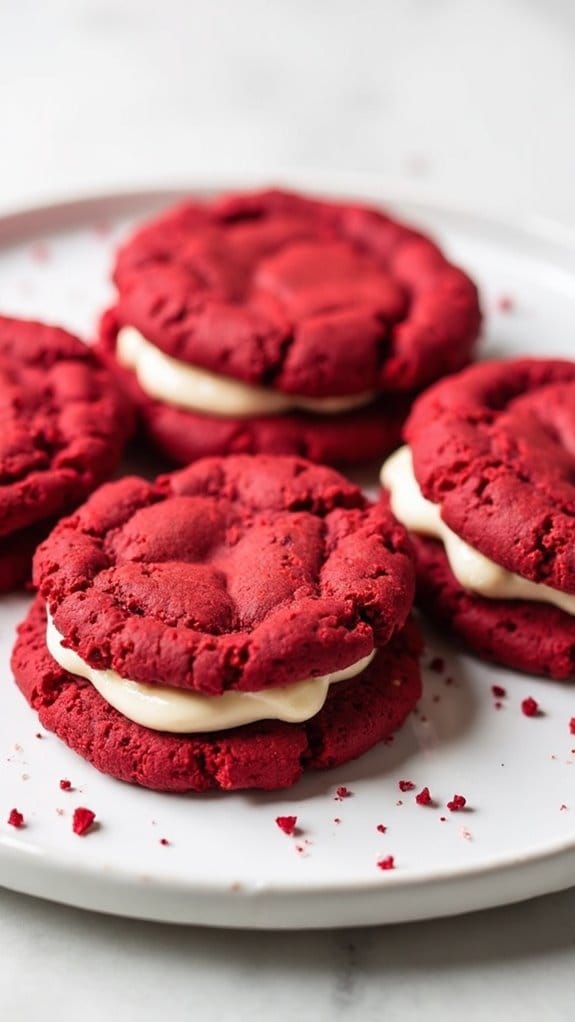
0, 181, 575, 930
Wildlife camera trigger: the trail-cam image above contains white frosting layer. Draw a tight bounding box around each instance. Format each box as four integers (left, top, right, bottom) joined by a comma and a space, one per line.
381, 445, 575, 616
46, 611, 375, 733
117, 326, 375, 417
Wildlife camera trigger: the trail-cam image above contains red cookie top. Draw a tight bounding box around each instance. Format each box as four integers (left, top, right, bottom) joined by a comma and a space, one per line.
405, 358, 575, 593
34, 455, 415, 695
109, 188, 481, 398
0, 316, 133, 537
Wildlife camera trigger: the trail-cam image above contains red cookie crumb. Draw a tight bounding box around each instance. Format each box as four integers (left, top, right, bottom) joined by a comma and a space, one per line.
376, 824, 387, 834
415, 786, 432, 806
333, 817, 341, 825
59, 779, 72, 791
429, 657, 445, 673
569, 718, 575, 735
560, 804, 568, 812
35, 733, 43, 740
447, 794, 467, 812
399, 780, 415, 792
8, 808, 24, 829
275, 815, 298, 836
439, 816, 447, 822
377, 855, 395, 871
72, 807, 96, 836
159, 837, 170, 846
521, 697, 539, 718
335, 786, 351, 800
492, 684, 506, 698
496, 294, 514, 313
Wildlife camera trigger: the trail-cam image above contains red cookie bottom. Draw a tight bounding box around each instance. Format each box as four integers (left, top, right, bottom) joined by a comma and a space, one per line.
413, 535, 575, 680
12, 598, 422, 792
138, 392, 409, 467
98, 312, 409, 467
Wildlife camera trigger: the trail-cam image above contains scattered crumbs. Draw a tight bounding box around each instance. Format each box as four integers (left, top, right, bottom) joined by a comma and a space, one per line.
432, 694, 441, 704
333, 817, 341, 825
419, 714, 428, 723
444, 676, 454, 686
295, 839, 312, 856
560, 804, 569, 812
55, 808, 65, 816
275, 815, 298, 836
72, 807, 96, 836
495, 701, 503, 710
551, 754, 558, 761
429, 657, 445, 673
159, 837, 170, 846
415, 786, 432, 806
569, 718, 575, 735
21, 773, 29, 782
396, 800, 404, 807
376, 824, 387, 834
35, 733, 43, 740
59, 779, 72, 791
377, 855, 395, 871
492, 684, 506, 698
521, 697, 539, 718
14, 744, 23, 754
8, 809, 24, 829
447, 794, 467, 812
439, 816, 447, 822
496, 294, 514, 313
399, 780, 415, 792
461, 828, 473, 841
335, 785, 351, 801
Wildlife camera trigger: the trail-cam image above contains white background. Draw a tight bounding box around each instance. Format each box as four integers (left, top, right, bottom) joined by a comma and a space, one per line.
0, 1, 574, 1019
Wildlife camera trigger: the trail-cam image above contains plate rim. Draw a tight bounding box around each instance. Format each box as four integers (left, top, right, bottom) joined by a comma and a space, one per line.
1, 174, 575, 927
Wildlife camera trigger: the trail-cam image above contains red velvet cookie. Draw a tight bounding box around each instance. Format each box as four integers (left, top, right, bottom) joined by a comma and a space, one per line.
12, 599, 421, 792
0, 316, 133, 587
412, 536, 575, 680
15, 454, 422, 791
100, 188, 481, 465
397, 358, 575, 678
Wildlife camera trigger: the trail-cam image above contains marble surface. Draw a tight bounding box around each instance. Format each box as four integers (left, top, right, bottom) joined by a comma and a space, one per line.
0, 1, 574, 1018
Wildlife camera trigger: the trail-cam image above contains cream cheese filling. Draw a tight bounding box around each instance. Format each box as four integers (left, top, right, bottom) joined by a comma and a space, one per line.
381, 445, 575, 616
46, 610, 375, 733
117, 326, 375, 417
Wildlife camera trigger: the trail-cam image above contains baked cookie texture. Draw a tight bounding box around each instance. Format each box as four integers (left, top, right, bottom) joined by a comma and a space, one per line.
0, 315, 133, 590
392, 358, 575, 678
100, 188, 481, 465
13, 454, 422, 791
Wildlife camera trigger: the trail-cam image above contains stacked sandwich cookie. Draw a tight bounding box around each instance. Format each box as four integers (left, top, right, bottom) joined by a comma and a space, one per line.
12, 455, 422, 791
99, 188, 481, 466
0, 316, 133, 591
381, 359, 575, 679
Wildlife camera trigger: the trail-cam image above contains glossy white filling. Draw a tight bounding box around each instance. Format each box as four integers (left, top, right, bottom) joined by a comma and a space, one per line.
116, 326, 375, 417
381, 445, 575, 615
46, 611, 376, 733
